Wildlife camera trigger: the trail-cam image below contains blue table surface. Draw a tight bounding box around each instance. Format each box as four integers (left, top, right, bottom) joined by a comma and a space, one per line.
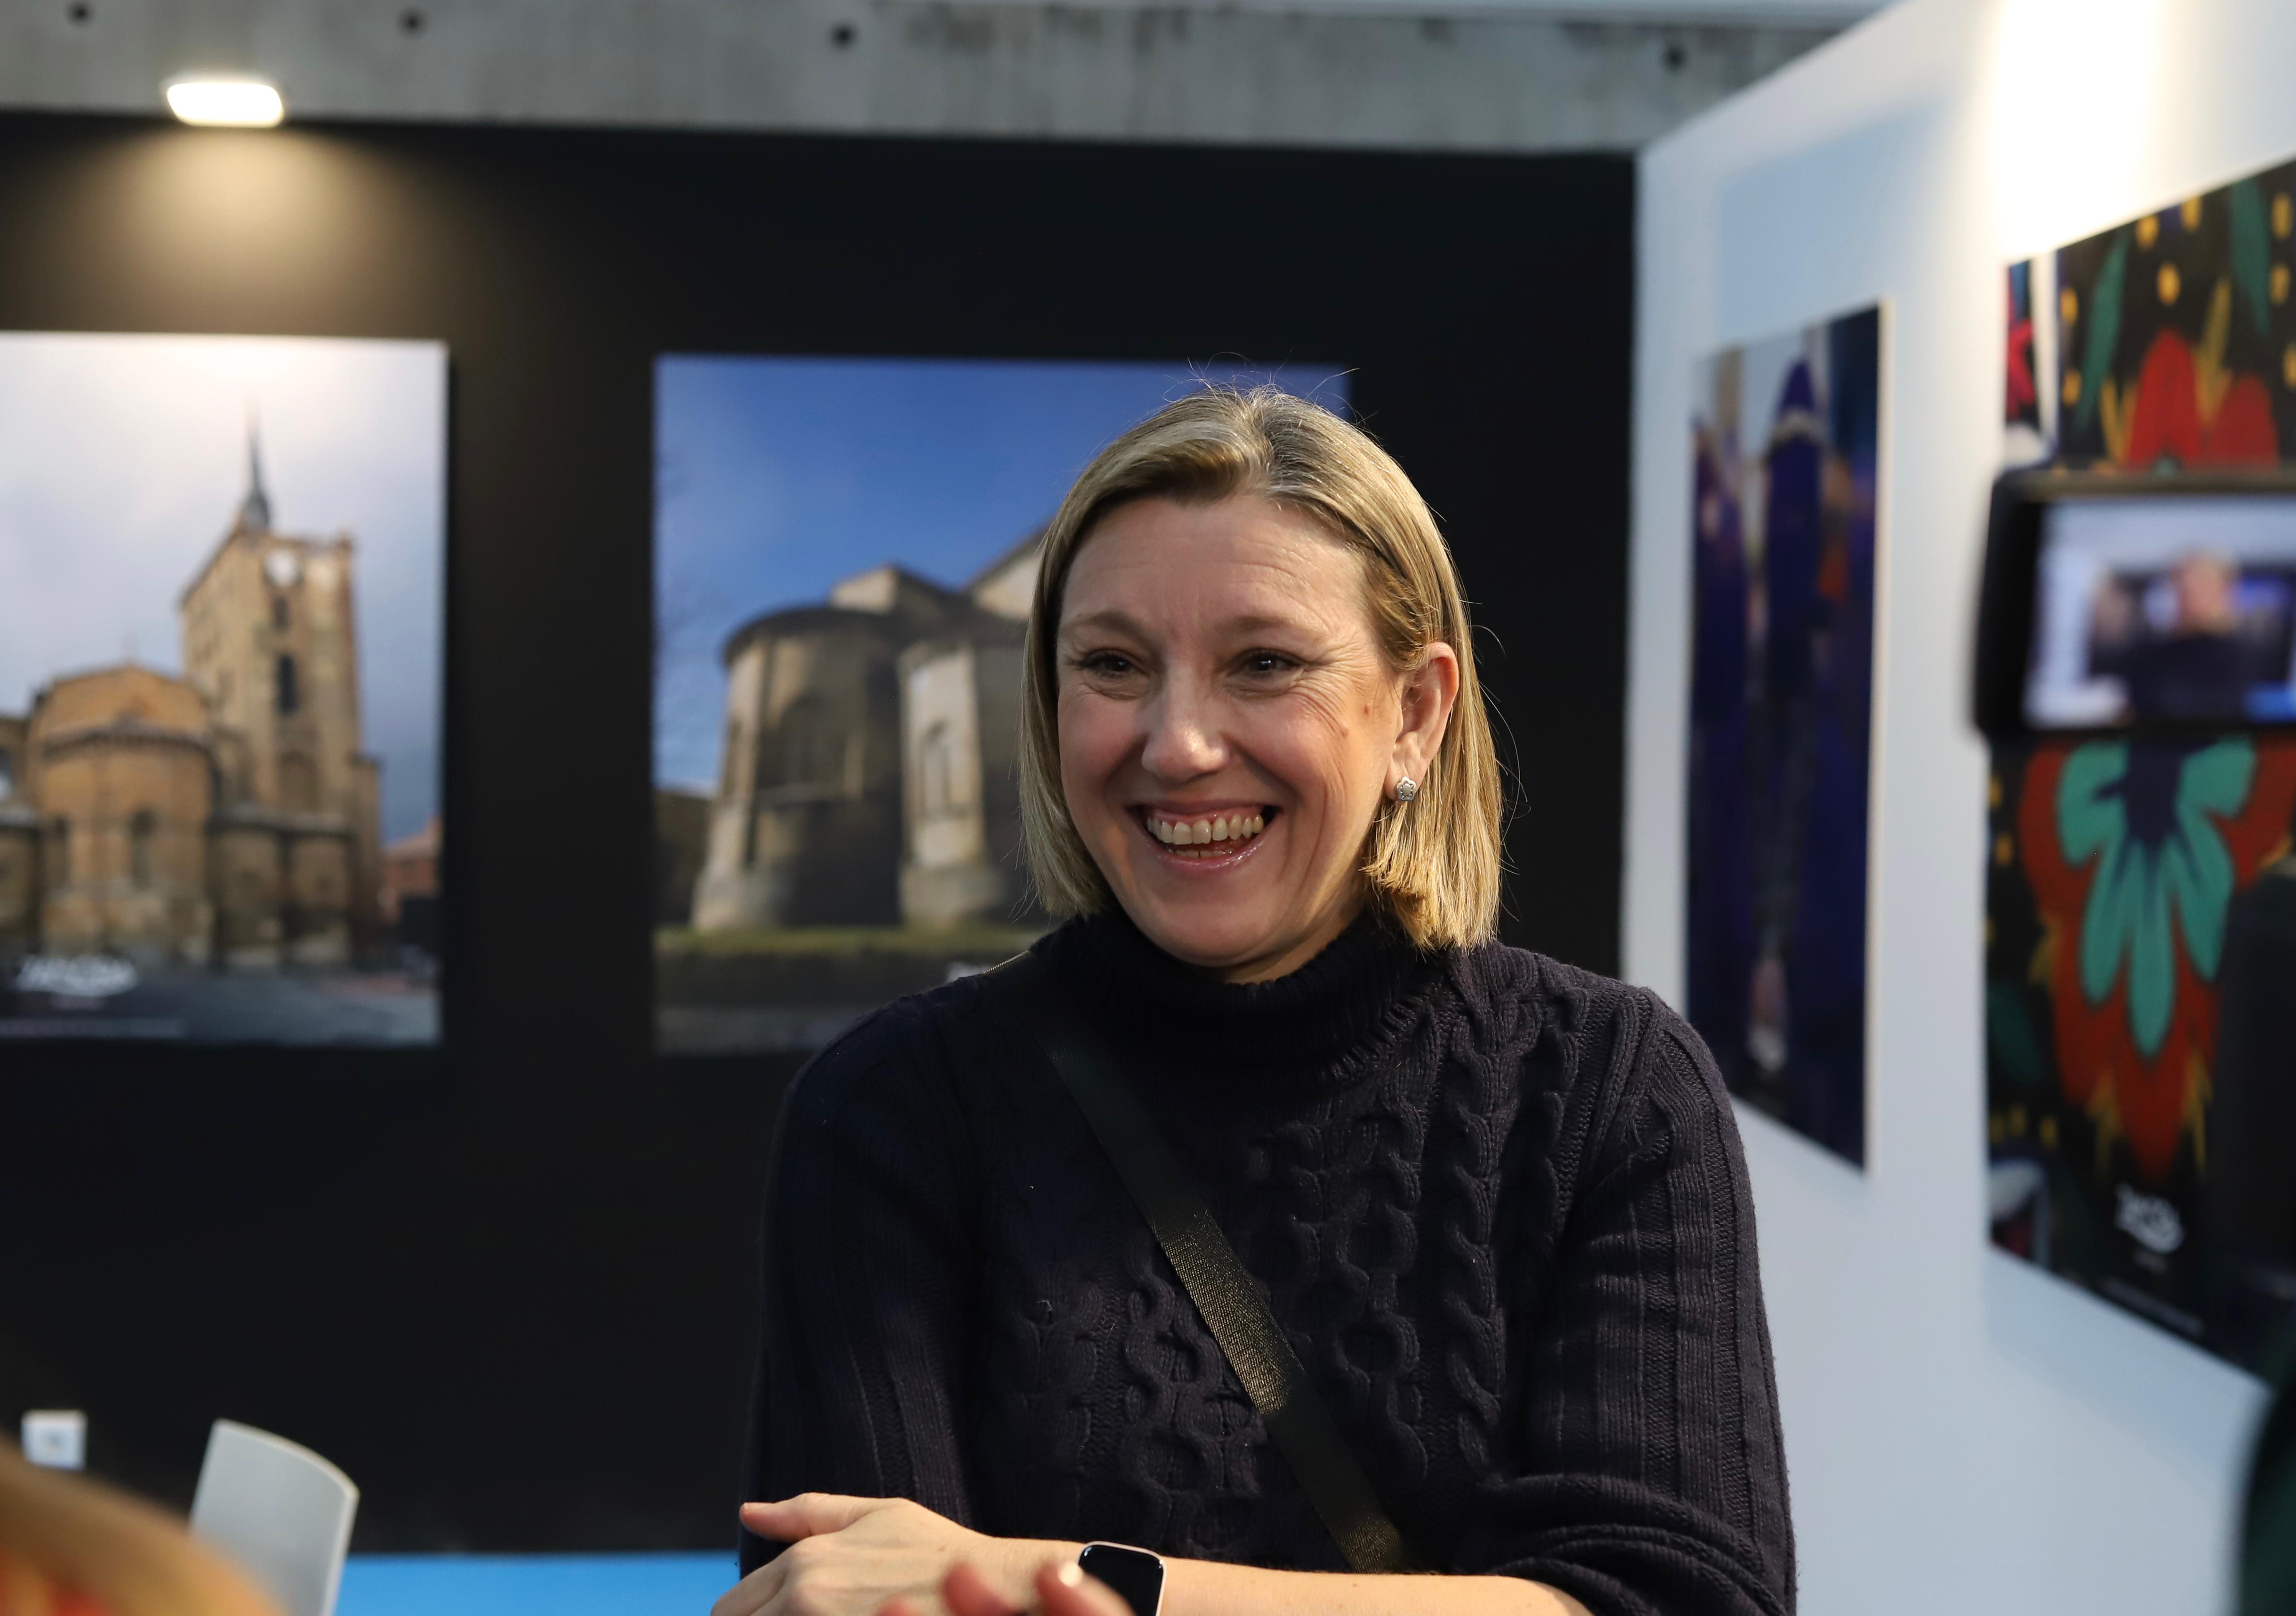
337, 1553, 738, 1616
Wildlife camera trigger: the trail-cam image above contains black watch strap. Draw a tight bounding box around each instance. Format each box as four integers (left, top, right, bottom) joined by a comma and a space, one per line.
1077, 1542, 1165, 1616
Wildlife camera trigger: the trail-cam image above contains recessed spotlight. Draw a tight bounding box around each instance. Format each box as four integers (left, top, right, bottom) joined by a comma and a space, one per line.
164, 78, 286, 127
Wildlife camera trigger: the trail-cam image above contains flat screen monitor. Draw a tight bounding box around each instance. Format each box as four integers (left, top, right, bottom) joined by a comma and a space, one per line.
2022, 493, 2296, 730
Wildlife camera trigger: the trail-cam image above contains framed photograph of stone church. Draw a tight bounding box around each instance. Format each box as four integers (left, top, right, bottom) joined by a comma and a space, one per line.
0, 332, 445, 1045
653, 354, 1348, 1054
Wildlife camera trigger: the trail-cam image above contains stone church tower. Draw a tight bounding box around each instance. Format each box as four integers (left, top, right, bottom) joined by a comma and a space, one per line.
179, 433, 382, 963
0, 431, 382, 969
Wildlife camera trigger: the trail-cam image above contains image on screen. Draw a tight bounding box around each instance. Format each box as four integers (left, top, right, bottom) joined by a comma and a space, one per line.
652, 355, 1350, 1056
0, 333, 445, 1046
2025, 495, 2296, 728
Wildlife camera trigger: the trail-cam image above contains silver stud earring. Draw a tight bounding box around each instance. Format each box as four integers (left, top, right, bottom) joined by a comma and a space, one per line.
1395, 777, 1418, 802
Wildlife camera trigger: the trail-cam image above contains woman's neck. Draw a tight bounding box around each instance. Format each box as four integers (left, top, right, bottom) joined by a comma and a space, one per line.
1216, 893, 1371, 985
1039, 900, 1430, 1094
1138, 884, 1372, 986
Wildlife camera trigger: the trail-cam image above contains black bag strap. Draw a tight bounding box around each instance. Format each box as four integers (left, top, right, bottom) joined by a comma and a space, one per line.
986, 953, 1421, 1575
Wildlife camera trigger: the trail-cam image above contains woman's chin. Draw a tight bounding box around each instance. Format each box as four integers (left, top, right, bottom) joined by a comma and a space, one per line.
1124, 900, 1283, 976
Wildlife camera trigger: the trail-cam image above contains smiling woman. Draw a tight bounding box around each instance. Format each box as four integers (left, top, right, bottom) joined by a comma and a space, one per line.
727, 389, 1794, 1616
1048, 493, 1453, 983
1020, 390, 1501, 977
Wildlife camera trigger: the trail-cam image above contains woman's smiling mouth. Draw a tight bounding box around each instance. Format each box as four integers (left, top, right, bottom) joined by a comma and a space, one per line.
1137, 807, 1275, 860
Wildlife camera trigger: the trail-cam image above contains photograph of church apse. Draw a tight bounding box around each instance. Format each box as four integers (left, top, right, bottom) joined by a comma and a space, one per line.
1687, 307, 1882, 1166
0, 333, 445, 1046
653, 355, 1349, 1055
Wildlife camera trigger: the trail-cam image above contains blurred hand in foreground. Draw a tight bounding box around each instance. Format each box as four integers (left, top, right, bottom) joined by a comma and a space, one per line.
717, 1494, 1100, 1616
873, 1560, 1133, 1616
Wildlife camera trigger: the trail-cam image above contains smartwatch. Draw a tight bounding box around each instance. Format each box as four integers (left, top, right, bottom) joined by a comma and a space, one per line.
1076, 1542, 1166, 1616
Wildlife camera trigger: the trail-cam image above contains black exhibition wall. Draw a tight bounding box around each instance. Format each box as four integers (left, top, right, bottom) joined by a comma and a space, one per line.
0, 112, 1634, 1550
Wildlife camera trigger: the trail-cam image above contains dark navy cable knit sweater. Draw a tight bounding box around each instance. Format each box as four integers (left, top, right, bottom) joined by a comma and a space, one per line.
739, 910, 1795, 1616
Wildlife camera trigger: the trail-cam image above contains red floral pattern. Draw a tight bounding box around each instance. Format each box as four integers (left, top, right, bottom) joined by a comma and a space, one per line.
2005, 278, 2036, 423
2019, 745, 2296, 1182
2116, 328, 2280, 468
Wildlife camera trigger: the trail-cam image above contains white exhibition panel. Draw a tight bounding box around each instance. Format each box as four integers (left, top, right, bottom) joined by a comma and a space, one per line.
1628, 0, 2296, 1611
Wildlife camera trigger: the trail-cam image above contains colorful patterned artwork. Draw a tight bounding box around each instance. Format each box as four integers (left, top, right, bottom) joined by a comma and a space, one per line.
1688, 306, 1883, 1167
1988, 156, 2296, 1368
2053, 163, 2296, 472
2005, 260, 2044, 464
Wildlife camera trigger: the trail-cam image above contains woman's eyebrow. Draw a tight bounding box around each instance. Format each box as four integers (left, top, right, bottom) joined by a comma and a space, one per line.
1221, 613, 1319, 637
1061, 608, 1148, 639
1062, 608, 1324, 640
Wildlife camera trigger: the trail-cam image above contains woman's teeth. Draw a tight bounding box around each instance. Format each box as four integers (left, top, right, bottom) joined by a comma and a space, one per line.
1148, 811, 1267, 858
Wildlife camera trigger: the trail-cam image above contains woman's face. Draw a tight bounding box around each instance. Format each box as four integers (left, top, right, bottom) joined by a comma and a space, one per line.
1056, 494, 1457, 983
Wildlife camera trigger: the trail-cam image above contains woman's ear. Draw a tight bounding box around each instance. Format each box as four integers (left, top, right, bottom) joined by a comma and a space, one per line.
1391, 642, 1461, 792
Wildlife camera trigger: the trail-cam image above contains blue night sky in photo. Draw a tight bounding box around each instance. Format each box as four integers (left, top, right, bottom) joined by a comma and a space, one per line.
653, 355, 1350, 791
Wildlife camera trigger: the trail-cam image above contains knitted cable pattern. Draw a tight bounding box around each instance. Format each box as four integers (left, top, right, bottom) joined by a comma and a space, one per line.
740, 909, 1795, 1615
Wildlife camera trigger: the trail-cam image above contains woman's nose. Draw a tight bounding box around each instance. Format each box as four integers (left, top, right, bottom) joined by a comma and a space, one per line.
1138, 683, 1225, 781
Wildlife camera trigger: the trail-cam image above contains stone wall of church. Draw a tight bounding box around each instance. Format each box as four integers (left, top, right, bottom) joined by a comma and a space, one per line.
206, 814, 355, 969
0, 713, 24, 799
285, 830, 353, 966
973, 639, 1029, 904
699, 554, 1046, 937
31, 749, 216, 963
0, 810, 38, 964
210, 817, 287, 967
183, 527, 370, 837
695, 620, 904, 930
0, 714, 30, 961
27, 669, 217, 964
898, 640, 992, 927
0, 626, 369, 969
896, 633, 1030, 928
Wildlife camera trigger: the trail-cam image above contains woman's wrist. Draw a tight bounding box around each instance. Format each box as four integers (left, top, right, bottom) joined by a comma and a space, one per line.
982, 1533, 1087, 1603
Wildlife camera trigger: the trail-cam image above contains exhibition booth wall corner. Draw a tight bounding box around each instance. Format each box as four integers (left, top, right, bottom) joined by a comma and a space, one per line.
1630, 0, 2296, 1611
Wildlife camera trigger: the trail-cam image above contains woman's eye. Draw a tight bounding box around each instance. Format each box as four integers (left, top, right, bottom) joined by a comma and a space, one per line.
1243, 651, 1296, 676
1080, 652, 1138, 676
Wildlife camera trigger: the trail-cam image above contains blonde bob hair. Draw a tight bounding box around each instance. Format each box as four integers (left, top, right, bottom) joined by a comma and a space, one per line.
1018, 385, 1504, 951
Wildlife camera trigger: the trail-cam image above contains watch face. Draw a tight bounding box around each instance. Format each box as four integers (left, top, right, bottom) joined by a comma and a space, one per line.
1077, 1543, 1165, 1616
264, 547, 301, 588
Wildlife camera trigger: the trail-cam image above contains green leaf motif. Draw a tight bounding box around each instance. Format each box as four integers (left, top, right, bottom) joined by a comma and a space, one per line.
2122, 843, 2175, 1056
2062, 743, 2135, 1008
2172, 739, 2253, 979
2074, 236, 2127, 439
1987, 982, 2048, 1088
2053, 738, 2254, 1060
2230, 180, 2272, 337
2058, 742, 2127, 862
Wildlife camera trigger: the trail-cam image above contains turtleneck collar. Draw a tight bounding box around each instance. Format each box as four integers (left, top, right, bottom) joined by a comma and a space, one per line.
1035, 903, 1436, 1096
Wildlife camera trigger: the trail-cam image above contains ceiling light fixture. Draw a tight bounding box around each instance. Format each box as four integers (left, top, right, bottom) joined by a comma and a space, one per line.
165, 78, 286, 127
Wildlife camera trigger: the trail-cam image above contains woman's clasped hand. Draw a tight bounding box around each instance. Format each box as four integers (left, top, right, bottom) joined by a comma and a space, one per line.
713, 1495, 1126, 1616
